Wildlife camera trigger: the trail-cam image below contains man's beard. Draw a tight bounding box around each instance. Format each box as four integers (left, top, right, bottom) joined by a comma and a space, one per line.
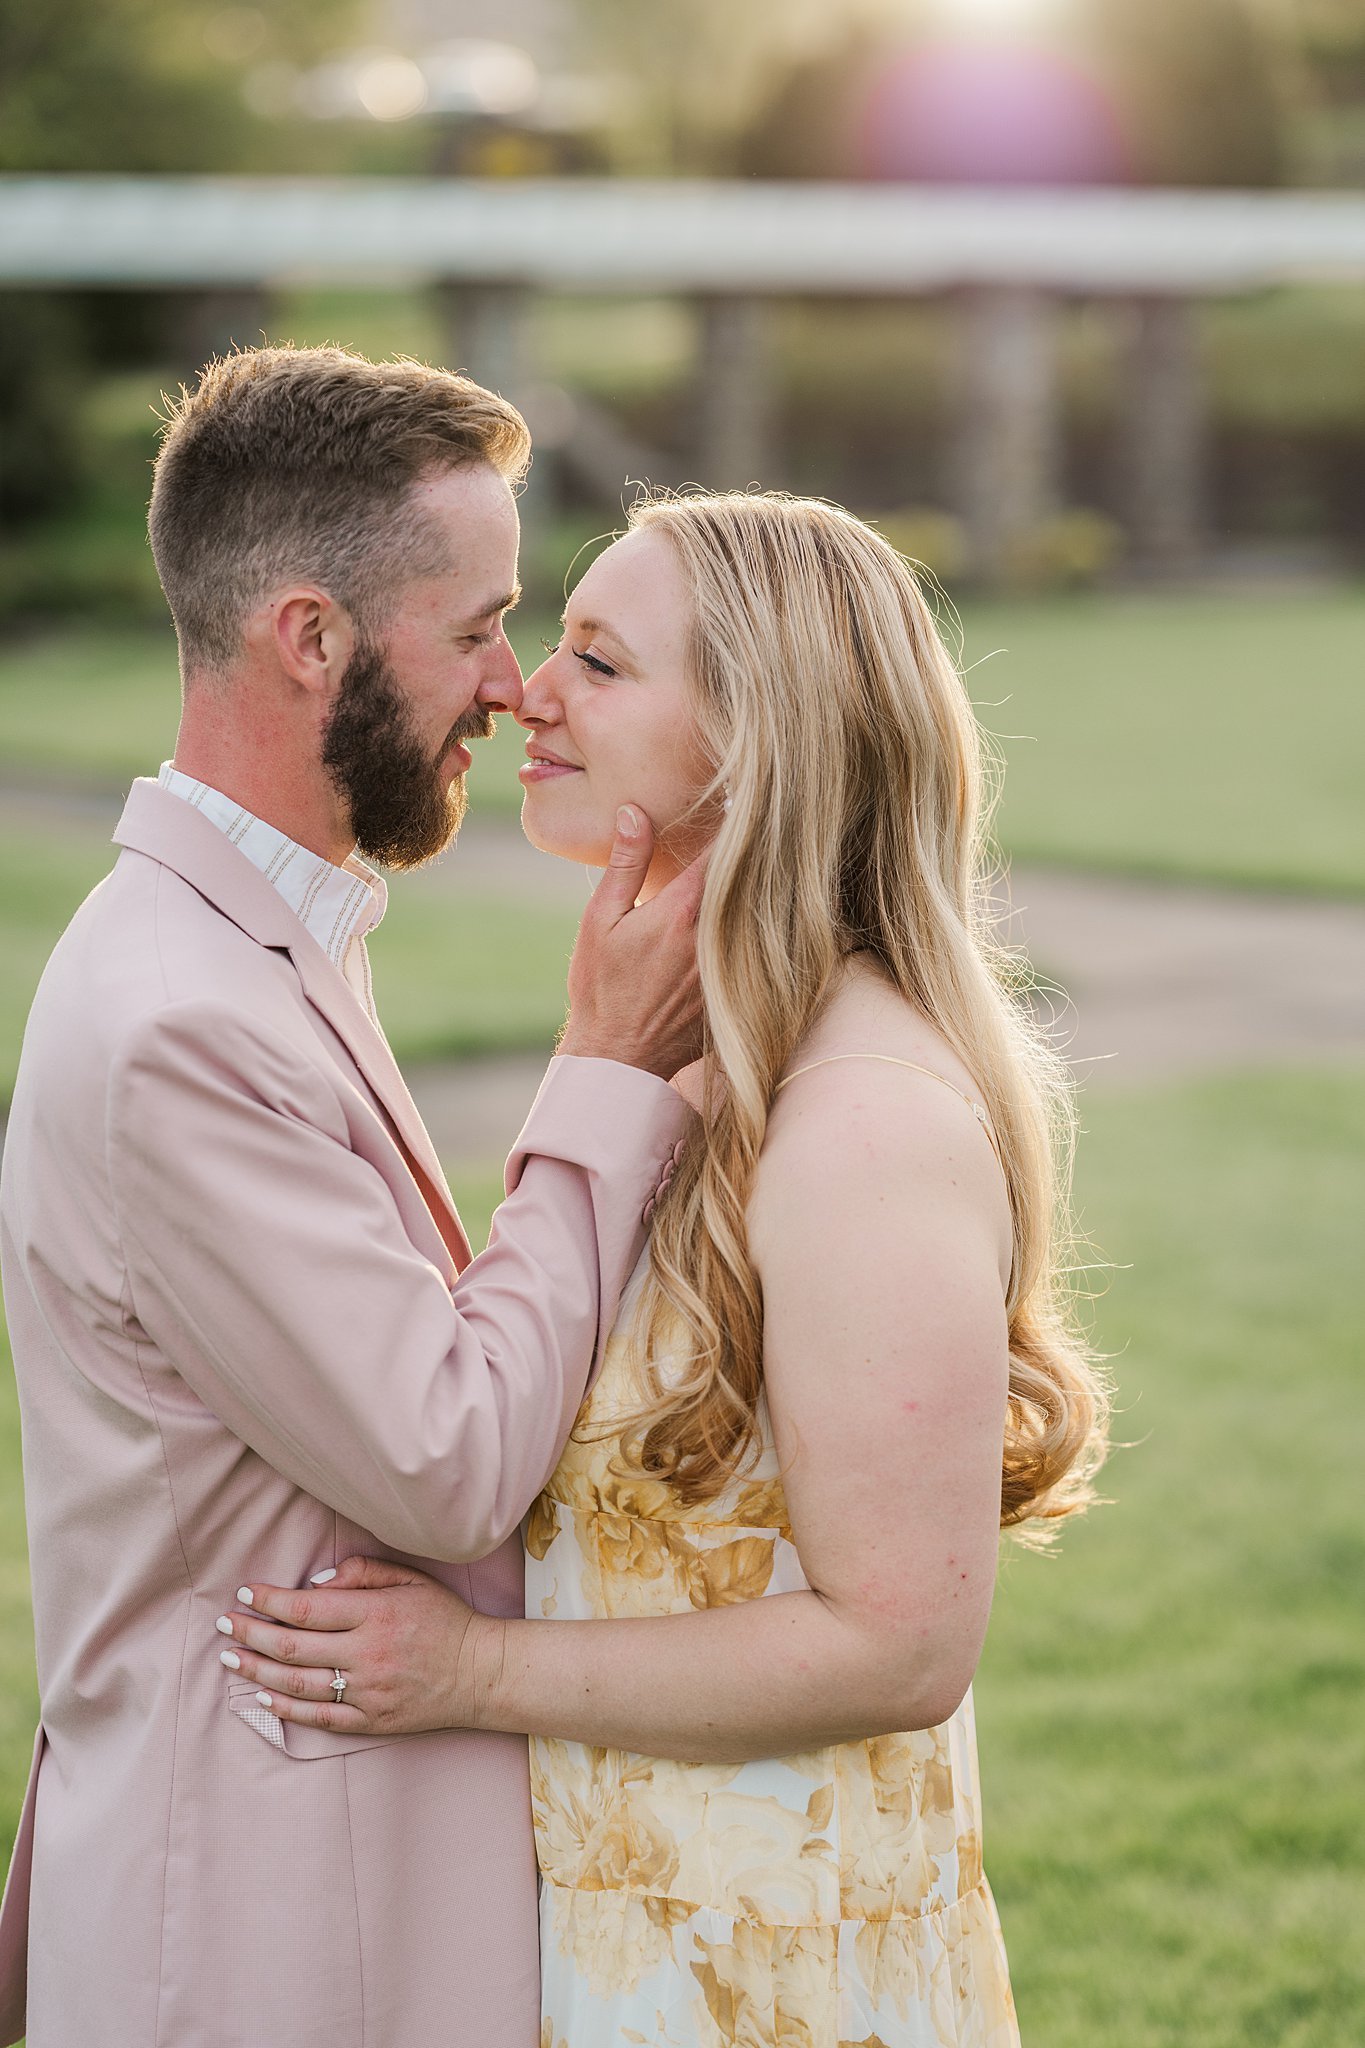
321, 637, 494, 870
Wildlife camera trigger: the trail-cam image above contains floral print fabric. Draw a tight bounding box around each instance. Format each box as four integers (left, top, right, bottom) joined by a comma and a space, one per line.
526, 1265, 1020, 2048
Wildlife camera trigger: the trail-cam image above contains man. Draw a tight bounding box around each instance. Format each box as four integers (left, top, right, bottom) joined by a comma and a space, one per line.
0, 345, 702, 2047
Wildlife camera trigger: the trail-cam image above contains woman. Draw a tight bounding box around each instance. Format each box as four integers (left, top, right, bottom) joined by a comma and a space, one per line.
218, 493, 1108, 2046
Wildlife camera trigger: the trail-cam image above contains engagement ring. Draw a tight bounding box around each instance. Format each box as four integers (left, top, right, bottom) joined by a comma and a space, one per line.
331, 1669, 347, 1700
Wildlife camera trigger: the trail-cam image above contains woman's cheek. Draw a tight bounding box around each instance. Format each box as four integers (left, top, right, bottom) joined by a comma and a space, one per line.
522, 775, 618, 867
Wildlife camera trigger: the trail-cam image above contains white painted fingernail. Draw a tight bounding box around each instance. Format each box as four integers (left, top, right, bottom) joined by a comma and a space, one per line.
309, 1568, 337, 1586
236, 1587, 254, 1606
215, 1616, 234, 1636
256, 1692, 273, 1707
219, 1650, 240, 1671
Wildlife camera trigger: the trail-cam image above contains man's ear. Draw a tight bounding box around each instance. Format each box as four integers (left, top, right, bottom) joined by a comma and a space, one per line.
260, 588, 356, 700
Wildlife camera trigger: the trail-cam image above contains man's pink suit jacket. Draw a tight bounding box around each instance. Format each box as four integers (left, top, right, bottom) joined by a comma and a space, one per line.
0, 779, 688, 2047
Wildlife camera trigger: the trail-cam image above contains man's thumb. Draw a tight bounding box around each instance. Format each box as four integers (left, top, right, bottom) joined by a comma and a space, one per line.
595, 805, 654, 910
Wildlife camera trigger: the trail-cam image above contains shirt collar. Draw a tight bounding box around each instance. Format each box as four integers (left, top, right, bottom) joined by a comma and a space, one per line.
157, 763, 387, 972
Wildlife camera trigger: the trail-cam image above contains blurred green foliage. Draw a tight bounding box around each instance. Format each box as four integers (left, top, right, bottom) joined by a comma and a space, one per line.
0, 0, 369, 528
0, 0, 358, 176
1075, 0, 1287, 186
6, 278, 1365, 630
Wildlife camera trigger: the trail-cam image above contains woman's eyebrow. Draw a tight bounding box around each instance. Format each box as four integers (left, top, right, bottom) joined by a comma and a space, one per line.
566, 613, 642, 668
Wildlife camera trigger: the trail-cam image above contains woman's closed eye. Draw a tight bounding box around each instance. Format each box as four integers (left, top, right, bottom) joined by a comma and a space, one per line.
574, 649, 617, 678
543, 632, 616, 679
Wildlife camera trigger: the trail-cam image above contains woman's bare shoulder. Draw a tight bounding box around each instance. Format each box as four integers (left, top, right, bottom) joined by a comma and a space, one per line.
752, 958, 1010, 1272
773, 955, 987, 1110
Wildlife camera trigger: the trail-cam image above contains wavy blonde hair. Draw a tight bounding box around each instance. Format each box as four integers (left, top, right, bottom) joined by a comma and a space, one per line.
614, 490, 1108, 1537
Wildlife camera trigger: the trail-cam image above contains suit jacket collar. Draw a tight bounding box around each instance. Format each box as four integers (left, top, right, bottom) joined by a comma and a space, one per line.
114, 779, 471, 1270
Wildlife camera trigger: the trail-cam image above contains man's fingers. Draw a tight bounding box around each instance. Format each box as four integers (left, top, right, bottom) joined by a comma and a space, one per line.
651, 842, 709, 923
590, 807, 655, 923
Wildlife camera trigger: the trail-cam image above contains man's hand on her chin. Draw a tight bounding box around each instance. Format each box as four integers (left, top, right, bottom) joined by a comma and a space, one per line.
558, 806, 706, 1080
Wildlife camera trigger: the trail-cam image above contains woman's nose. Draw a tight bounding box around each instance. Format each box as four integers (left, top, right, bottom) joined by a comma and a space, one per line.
514, 655, 560, 727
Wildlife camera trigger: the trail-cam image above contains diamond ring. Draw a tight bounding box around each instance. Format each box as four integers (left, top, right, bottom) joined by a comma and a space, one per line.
331, 1669, 348, 1700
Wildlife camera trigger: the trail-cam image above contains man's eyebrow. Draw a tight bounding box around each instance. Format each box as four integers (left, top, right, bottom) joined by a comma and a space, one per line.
465, 585, 521, 625
566, 612, 642, 669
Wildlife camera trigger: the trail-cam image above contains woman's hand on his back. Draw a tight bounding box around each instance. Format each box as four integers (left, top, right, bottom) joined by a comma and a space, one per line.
213, 1554, 502, 1736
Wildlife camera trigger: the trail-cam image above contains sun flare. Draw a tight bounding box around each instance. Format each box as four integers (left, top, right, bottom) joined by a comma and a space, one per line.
932, 0, 1047, 27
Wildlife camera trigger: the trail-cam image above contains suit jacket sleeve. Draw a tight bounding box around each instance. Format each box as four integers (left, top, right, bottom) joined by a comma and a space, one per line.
106, 1000, 689, 1561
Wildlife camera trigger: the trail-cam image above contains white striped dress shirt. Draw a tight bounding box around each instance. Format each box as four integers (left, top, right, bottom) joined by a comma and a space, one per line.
157, 763, 387, 1021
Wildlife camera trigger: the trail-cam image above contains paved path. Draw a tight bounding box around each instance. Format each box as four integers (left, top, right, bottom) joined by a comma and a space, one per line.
4, 786, 1361, 1169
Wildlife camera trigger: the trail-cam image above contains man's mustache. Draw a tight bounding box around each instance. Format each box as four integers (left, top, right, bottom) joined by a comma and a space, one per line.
445, 706, 497, 751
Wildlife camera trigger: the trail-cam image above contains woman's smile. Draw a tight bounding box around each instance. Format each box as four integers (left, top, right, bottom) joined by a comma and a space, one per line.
520, 741, 583, 783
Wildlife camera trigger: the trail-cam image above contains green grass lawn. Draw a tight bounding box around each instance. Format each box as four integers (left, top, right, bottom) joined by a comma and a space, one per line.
977, 1066, 1365, 2047
0, 1067, 1360, 2044
958, 587, 1365, 896
3, 584, 1362, 893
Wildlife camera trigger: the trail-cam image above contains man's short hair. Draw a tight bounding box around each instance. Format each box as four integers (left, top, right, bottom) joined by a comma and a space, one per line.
148, 345, 531, 673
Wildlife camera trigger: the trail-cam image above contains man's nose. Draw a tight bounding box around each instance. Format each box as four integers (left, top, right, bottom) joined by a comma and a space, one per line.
478, 635, 525, 716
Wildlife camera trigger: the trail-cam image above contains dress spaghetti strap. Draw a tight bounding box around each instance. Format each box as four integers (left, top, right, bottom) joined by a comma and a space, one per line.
775, 1054, 1003, 1166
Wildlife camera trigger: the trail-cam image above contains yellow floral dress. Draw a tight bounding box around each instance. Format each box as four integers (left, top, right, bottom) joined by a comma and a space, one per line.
525, 1261, 1020, 2048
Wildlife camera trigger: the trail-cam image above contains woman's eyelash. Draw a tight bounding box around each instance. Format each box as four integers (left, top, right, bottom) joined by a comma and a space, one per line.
540, 633, 615, 678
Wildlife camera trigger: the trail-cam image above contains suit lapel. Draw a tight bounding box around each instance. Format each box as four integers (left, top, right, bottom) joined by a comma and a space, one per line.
114, 779, 472, 1271
285, 938, 472, 1270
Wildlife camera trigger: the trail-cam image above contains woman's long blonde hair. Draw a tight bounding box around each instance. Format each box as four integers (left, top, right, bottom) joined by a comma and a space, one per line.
619, 491, 1108, 1536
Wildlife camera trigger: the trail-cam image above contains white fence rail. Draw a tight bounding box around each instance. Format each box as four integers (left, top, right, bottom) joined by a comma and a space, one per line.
4, 176, 1365, 294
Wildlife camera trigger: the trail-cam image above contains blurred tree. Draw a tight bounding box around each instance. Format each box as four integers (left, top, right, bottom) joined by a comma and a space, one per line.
0, 0, 358, 175
0, 0, 362, 529
738, 27, 906, 181
1075, 0, 1287, 186
1262, 0, 1365, 97
0, 293, 87, 525
573, 0, 885, 172
1259, 0, 1365, 179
